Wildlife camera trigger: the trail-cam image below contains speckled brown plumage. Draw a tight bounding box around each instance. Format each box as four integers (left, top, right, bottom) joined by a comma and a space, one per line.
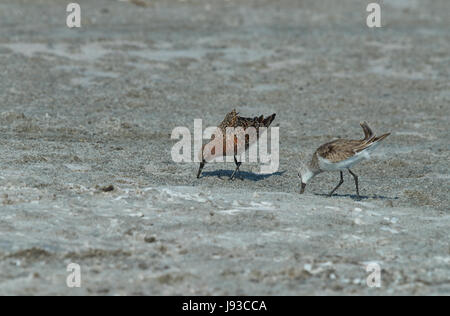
197, 109, 276, 179
313, 122, 390, 165
214, 109, 276, 152
217, 109, 276, 136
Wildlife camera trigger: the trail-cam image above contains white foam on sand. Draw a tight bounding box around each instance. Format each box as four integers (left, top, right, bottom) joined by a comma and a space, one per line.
2, 41, 274, 71
64, 164, 92, 172
159, 188, 208, 203
368, 57, 437, 80
386, 0, 419, 9
3, 43, 111, 62
219, 201, 275, 215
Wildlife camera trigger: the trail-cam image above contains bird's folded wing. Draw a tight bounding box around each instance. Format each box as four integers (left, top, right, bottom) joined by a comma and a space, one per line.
316, 139, 364, 163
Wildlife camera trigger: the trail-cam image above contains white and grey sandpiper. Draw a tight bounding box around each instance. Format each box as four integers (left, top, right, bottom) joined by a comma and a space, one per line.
298, 122, 390, 198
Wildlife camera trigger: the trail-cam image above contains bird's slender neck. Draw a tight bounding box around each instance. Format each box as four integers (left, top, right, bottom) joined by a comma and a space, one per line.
309, 153, 322, 174
302, 168, 315, 184
307, 162, 320, 174
302, 157, 321, 183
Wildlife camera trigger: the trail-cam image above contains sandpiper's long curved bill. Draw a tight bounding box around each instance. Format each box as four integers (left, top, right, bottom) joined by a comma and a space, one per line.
197, 162, 205, 179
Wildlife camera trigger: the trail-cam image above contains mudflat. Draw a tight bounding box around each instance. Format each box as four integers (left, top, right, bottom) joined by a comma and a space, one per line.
0, 0, 448, 295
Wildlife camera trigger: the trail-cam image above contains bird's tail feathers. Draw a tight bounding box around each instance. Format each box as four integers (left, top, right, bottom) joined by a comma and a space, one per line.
263, 113, 276, 127
360, 121, 374, 141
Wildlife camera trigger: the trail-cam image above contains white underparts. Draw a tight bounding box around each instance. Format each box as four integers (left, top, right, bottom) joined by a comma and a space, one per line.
318, 141, 381, 171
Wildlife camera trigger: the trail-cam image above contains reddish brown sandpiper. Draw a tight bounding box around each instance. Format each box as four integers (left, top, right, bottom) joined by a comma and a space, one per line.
197, 109, 276, 180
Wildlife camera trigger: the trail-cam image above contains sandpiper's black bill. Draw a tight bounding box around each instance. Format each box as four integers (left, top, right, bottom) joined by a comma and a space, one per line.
197, 162, 205, 178
300, 182, 306, 194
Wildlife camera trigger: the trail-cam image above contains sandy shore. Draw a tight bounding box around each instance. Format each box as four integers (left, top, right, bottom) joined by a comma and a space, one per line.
0, 0, 449, 295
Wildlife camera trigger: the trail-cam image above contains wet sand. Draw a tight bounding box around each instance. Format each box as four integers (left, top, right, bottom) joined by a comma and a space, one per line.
0, 0, 449, 295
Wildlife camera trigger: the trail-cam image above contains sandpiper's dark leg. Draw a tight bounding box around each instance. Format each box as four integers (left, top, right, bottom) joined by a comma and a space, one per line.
230, 156, 242, 180
328, 171, 344, 197
348, 169, 360, 198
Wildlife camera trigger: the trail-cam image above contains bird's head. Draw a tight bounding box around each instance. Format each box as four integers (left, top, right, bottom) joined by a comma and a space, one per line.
298, 162, 315, 194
